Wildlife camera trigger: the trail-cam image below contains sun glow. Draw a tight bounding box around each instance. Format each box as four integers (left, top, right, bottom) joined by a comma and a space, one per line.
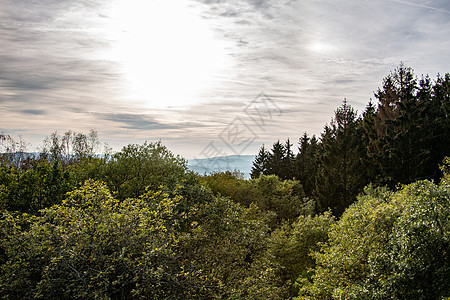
308, 41, 337, 54
104, 0, 230, 108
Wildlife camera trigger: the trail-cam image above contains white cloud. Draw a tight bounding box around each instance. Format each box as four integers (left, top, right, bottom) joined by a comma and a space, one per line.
1, 0, 449, 158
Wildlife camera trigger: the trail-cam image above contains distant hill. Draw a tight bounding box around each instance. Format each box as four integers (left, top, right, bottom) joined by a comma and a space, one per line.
187, 155, 255, 178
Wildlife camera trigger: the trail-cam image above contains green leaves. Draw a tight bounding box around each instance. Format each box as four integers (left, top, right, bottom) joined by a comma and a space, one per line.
0, 180, 209, 299
103, 141, 188, 200
251, 175, 313, 222
203, 172, 313, 223
299, 181, 450, 299
0, 160, 75, 213
1, 131, 449, 298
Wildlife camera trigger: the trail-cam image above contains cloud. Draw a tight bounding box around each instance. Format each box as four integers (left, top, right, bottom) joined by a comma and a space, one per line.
391, 0, 450, 13
186, 0, 450, 148
196, 0, 450, 92
96, 113, 178, 131
17, 109, 47, 116
1, 0, 450, 158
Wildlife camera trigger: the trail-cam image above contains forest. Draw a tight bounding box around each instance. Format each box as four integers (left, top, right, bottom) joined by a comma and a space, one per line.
0, 64, 449, 299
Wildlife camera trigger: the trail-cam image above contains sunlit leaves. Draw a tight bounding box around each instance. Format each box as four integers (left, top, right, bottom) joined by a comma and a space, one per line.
299, 181, 449, 299
0, 180, 208, 299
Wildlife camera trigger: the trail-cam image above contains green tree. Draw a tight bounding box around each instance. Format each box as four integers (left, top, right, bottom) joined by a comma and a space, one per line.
251, 175, 313, 223
315, 100, 366, 216
361, 101, 380, 183
0, 180, 214, 299
101, 141, 188, 200
179, 198, 271, 299
201, 171, 263, 207
251, 144, 270, 179
202, 172, 314, 223
267, 140, 287, 179
0, 159, 75, 213
281, 139, 295, 180
430, 73, 450, 182
253, 140, 296, 180
295, 133, 319, 197
369, 64, 450, 185
299, 179, 449, 299
260, 212, 335, 298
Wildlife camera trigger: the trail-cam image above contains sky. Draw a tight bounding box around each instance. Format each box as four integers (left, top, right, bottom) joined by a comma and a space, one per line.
1, 0, 450, 159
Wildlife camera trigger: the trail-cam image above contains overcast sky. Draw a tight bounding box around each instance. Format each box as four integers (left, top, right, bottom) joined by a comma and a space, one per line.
1, 0, 449, 158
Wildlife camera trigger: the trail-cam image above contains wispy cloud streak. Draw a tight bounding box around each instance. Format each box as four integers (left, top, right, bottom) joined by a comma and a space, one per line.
1, 0, 449, 157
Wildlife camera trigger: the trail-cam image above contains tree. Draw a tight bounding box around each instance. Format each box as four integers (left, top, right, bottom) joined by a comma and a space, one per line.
253, 140, 296, 181
101, 141, 188, 200
281, 139, 295, 180
251, 144, 269, 179
315, 100, 366, 216
0, 180, 216, 299
0, 133, 30, 168
295, 133, 319, 197
261, 212, 335, 298
267, 140, 287, 178
361, 101, 380, 183
430, 73, 450, 181
251, 175, 313, 223
299, 179, 450, 299
40, 130, 100, 166
0, 159, 75, 213
179, 197, 271, 299
369, 64, 450, 185
201, 171, 261, 208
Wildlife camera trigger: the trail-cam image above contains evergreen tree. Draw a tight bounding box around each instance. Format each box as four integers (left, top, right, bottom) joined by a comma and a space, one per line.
252, 140, 297, 180
361, 101, 381, 183
370, 64, 450, 185
430, 73, 450, 181
280, 139, 295, 180
295, 133, 319, 197
315, 100, 366, 216
267, 140, 286, 178
251, 144, 269, 179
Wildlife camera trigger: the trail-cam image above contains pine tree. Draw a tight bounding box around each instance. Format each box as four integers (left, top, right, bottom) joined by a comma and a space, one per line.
361, 101, 381, 183
315, 100, 366, 216
251, 144, 269, 179
267, 140, 286, 178
370, 64, 449, 185
430, 73, 450, 181
280, 139, 295, 180
295, 133, 319, 197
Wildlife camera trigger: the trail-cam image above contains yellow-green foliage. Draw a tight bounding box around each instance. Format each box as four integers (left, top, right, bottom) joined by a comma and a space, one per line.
201, 171, 262, 207
249, 212, 335, 299
298, 180, 450, 299
251, 175, 314, 221
0, 180, 210, 299
0, 160, 75, 213
441, 156, 450, 183
203, 172, 314, 223
1, 144, 448, 299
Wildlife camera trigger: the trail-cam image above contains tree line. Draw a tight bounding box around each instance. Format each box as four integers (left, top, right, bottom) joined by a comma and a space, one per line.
252, 64, 450, 216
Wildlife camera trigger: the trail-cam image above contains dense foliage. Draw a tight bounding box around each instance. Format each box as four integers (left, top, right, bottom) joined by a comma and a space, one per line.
1, 65, 449, 299
1, 181, 203, 299
253, 64, 450, 216
298, 180, 449, 299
